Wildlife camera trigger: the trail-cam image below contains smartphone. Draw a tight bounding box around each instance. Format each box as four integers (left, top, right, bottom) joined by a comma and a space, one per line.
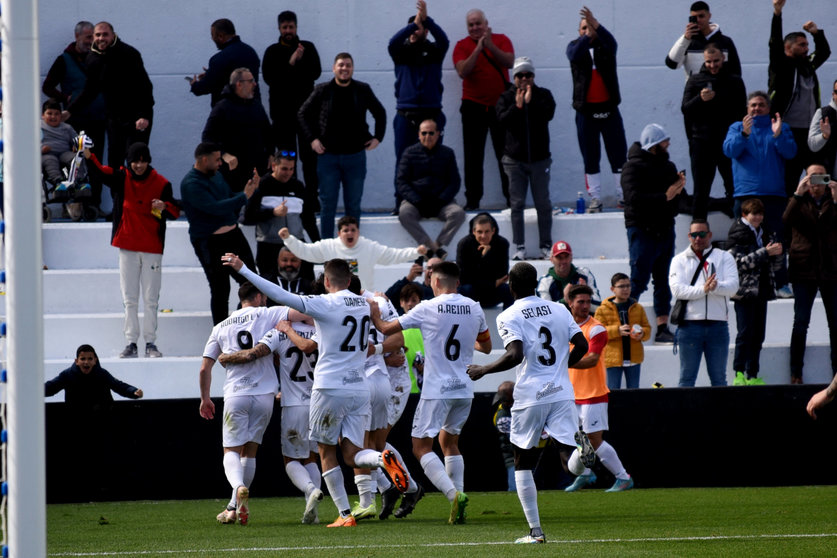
688, 15, 698, 24
414, 256, 425, 265
706, 82, 713, 91
811, 174, 831, 185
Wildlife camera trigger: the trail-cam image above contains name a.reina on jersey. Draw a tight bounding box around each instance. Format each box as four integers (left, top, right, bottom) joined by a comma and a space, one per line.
343, 297, 368, 307
522, 305, 553, 319
437, 303, 471, 314
536, 381, 563, 401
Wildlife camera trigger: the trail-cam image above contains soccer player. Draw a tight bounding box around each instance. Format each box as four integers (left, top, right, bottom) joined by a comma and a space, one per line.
370, 261, 491, 524
565, 284, 634, 492
467, 262, 591, 544
199, 282, 296, 526
220, 317, 323, 525
222, 254, 409, 527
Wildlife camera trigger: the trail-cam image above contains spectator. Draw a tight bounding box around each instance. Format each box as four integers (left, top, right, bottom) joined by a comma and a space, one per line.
727, 198, 783, 386
808, 77, 837, 178
567, 6, 627, 212
243, 150, 306, 283
41, 98, 89, 191
537, 240, 601, 307
180, 142, 258, 324
723, 91, 796, 297
622, 123, 687, 344
398, 283, 426, 392
273, 246, 313, 297
83, 142, 179, 358
262, 10, 322, 232
783, 164, 837, 384
681, 45, 746, 219
496, 56, 555, 260
202, 67, 273, 192
665, 1, 741, 79
279, 215, 425, 292
397, 118, 465, 260
452, 9, 514, 209
769, 0, 831, 196
42, 21, 106, 211
669, 219, 739, 387
298, 52, 386, 238
45, 344, 143, 406
63, 21, 153, 173
457, 212, 512, 308
385, 257, 440, 314
388, 0, 449, 213
189, 18, 260, 108
594, 272, 651, 389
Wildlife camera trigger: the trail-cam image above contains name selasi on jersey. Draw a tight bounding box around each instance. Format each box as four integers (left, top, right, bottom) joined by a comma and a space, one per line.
203, 305, 288, 399
496, 296, 581, 409
399, 292, 488, 400
261, 321, 318, 407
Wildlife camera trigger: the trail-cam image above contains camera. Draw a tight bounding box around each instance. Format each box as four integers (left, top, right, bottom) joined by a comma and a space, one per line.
811, 174, 831, 185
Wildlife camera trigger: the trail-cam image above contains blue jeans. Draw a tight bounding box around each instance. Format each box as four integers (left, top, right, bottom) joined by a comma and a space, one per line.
790, 280, 837, 380
606, 364, 641, 390
677, 321, 730, 386
627, 226, 675, 318
317, 151, 366, 238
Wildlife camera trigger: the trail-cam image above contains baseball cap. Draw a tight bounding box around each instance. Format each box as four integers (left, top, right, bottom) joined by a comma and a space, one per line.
551, 240, 572, 257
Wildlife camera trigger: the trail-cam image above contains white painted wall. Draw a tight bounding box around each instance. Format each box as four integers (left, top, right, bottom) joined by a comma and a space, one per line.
38, 0, 837, 212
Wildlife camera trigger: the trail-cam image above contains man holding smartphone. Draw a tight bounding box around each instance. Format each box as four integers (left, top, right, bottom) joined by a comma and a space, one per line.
665, 2, 741, 80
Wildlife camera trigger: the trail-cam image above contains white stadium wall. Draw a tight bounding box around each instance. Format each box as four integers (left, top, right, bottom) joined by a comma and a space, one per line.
38, 0, 837, 212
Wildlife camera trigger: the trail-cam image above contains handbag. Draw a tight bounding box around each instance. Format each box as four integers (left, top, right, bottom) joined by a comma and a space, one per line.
669, 248, 713, 326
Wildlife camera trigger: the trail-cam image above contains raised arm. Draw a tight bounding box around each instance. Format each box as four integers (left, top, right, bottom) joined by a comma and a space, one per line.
222, 254, 306, 312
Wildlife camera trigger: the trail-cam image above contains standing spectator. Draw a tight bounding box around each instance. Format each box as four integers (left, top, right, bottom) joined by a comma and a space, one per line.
452, 9, 514, 209
180, 142, 258, 325
389, 0, 449, 213
783, 165, 837, 384
682, 45, 746, 219
808, 77, 837, 178
42, 21, 107, 212
456, 212, 513, 308
669, 220, 739, 387
262, 9, 322, 234
769, 0, 831, 196
567, 6, 628, 212
621, 123, 687, 344
189, 19, 260, 108
202, 68, 273, 192
385, 257, 440, 313
63, 22, 153, 173
83, 142, 179, 358
565, 284, 634, 493
280, 215, 424, 293
594, 272, 652, 390
727, 198, 783, 386
723, 91, 796, 296
665, 1, 741, 79
298, 52, 386, 238
496, 56, 555, 260
397, 119, 465, 260
537, 240, 601, 307
243, 150, 306, 283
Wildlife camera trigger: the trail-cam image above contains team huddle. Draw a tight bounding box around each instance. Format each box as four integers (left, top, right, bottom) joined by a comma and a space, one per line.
199, 253, 624, 543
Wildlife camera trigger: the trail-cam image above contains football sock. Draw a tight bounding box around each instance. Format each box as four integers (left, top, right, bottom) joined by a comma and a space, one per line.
614, 172, 624, 201
420, 452, 456, 501
385, 443, 417, 492
304, 462, 322, 490
322, 466, 350, 515
514, 469, 540, 529
241, 457, 255, 488
567, 449, 589, 476
223, 451, 244, 491
374, 468, 392, 493
354, 474, 374, 508
596, 441, 629, 480
286, 460, 315, 495
444, 455, 465, 492
353, 449, 382, 469
585, 172, 602, 199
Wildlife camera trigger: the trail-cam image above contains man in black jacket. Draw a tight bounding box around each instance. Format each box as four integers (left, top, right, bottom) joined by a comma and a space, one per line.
190, 19, 260, 108
621, 124, 687, 344
298, 52, 386, 238
397, 119, 464, 260
496, 57, 555, 261
681, 45, 746, 219
456, 212, 512, 308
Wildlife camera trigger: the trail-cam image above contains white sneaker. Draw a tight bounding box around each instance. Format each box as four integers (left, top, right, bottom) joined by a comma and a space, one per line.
539, 246, 551, 260
512, 247, 526, 261
586, 198, 603, 213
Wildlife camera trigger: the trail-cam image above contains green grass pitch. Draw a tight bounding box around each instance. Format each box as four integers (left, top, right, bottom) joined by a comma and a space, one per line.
47, 486, 837, 557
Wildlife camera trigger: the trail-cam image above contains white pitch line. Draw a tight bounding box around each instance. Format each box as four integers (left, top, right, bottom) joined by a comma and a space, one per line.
48, 532, 837, 556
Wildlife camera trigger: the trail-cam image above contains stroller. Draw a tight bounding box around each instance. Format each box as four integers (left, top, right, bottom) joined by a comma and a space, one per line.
42, 131, 97, 221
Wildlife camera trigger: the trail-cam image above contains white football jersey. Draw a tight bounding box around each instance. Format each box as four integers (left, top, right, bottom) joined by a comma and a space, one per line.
496, 296, 581, 409
203, 305, 288, 399
364, 296, 399, 376
399, 292, 488, 400
261, 322, 318, 407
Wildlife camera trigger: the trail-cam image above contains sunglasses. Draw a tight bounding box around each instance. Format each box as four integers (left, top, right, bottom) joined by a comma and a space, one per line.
277, 150, 296, 157
420, 131, 436, 136
689, 231, 709, 239
516, 72, 534, 79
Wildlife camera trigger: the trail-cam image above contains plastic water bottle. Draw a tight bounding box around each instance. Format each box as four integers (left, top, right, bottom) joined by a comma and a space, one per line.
576, 192, 586, 214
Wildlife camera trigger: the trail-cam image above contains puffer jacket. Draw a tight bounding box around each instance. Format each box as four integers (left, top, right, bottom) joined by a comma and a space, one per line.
594, 296, 651, 367
726, 218, 779, 301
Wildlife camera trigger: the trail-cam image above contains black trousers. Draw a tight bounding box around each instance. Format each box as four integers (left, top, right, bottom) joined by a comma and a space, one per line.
191, 227, 256, 324
460, 99, 509, 207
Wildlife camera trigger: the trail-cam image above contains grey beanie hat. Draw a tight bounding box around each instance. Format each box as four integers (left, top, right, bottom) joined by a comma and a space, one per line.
640, 123, 670, 151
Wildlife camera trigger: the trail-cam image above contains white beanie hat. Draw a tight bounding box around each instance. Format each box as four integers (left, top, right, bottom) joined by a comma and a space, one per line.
512, 56, 535, 77
640, 123, 670, 151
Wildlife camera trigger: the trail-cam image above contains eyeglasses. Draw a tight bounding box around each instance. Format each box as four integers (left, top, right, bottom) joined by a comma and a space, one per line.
420, 131, 436, 136
516, 72, 534, 79
238, 78, 255, 84
833, 89, 837, 94
277, 150, 296, 157
689, 231, 709, 239
613, 283, 631, 289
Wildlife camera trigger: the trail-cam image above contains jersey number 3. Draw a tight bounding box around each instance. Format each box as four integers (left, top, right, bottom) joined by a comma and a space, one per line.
537, 326, 557, 366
